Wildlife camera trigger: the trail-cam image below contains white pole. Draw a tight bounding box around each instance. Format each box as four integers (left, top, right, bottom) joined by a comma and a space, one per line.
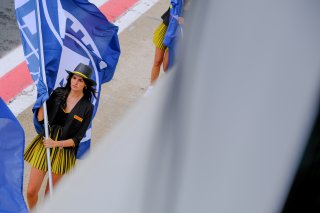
35, 0, 53, 196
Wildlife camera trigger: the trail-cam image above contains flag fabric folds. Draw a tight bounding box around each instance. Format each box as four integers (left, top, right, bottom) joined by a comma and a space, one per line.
163, 0, 184, 68
0, 98, 28, 213
15, 0, 121, 158
15, 0, 65, 110
60, 0, 120, 157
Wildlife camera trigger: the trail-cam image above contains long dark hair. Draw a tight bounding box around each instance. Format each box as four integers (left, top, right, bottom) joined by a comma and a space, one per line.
57, 73, 96, 109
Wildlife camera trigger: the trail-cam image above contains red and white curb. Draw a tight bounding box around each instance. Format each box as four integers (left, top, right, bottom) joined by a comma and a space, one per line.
0, 0, 159, 116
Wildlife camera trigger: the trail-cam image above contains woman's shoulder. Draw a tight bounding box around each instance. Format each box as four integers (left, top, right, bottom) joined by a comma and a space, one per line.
49, 87, 66, 101
50, 87, 65, 96
81, 98, 94, 110
53, 87, 66, 93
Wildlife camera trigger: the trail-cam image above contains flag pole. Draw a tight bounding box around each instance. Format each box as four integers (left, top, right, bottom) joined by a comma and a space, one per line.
35, 0, 53, 196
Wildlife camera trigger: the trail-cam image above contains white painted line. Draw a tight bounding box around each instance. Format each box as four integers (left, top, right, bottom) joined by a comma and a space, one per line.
0, 0, 108, 78
89, 0, 110, 7
0, 46, 25, 78
115, 0, 160, 33
7, 0, 160, 116
8, 84, 37, 115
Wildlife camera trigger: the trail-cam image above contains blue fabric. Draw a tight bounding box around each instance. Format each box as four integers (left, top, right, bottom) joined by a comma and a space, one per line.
77, 140, 90, 158
62, 0, 121, 84
16, 0, 120, 159
15, 0, 65, 131
0, 98, 28, 213
61, 0, 120, 158
163, 0, 184, 68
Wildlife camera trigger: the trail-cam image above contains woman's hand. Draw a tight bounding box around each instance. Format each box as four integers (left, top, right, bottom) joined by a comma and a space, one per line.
178, 17, 184, 25
43, 137, 57, 148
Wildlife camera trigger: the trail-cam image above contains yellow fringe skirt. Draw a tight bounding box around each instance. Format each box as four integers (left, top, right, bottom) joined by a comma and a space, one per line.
24, 126, 76, 175
153, 22, 168, 50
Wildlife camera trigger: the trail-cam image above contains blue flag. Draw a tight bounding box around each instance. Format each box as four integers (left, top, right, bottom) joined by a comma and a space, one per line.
15, 0, 65, 108
15, 0, 121, 158
163, 0, 184, 68
0, 98, 28, 213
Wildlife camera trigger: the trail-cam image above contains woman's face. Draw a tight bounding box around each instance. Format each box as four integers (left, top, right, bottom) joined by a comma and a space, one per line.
70, 74, 86, 92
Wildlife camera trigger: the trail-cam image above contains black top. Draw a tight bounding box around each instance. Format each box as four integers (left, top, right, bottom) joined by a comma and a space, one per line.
52, 107, 68, 126
45, 87, 94, 155
161, 7, 170, 26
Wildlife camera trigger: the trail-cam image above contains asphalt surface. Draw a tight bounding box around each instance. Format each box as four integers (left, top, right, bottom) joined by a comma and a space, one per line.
0, 0, 168, 208
0, 0, 21, 58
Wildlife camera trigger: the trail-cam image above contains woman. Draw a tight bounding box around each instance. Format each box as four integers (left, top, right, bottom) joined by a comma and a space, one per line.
163, 0, 190, 69
149, 6, 171, 86
24, 63, 96, 210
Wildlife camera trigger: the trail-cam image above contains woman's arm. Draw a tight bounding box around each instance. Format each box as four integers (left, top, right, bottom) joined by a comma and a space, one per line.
37, 106, 44, 122
36, 88, 60, 122
43, 138, 75, 148
43, 104, 94, 148
71, 105, 94, 147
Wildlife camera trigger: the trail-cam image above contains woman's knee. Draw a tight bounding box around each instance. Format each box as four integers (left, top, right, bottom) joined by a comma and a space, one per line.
163, 62, 169, 72
153, 48, 165, 67
163, 49, 169, 71
154, 57, 163, 67
27, 186, 39, 198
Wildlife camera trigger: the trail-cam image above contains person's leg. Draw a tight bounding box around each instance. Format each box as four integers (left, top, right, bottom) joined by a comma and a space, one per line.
26, 167, 46, 210
163, 48, 169, 72
150, 47, 165, 85
44, 173, 63, 195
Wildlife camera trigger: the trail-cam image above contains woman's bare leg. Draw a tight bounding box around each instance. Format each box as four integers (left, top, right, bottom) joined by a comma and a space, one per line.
150, 47, 165, 85
26, 167, 46, 210
44, 173, 63, 195
163, 48, 169, 72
